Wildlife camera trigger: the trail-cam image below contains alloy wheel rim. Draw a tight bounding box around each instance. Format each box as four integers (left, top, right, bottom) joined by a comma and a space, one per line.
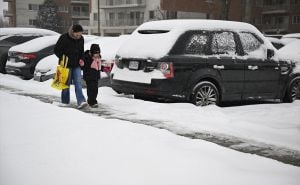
195, 85, 217, 106
291, 80, 300, 100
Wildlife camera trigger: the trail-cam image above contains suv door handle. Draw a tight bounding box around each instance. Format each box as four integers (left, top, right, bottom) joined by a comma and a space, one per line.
248, 65, 258, 70
213, 65, 224, 70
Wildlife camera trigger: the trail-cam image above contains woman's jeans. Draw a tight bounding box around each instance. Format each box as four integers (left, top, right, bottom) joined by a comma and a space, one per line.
61, 67, 86, 105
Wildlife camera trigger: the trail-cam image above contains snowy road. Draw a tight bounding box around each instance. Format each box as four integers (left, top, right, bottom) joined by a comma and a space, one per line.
0, 80, 299, 167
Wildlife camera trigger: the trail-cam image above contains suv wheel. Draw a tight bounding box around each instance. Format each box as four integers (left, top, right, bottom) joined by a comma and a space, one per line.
283, 77, 300, 103
192, 81, 220, 106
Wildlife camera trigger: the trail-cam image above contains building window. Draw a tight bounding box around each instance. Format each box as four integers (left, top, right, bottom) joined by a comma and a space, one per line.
107, 0, 113, 5
264, 0, 273, 5
118, 12, 125, 25
29, 19, 37, 25
292, 15, 300, 24
28, 4, 39, 11
72, 6, 89, 16
58, 6, 68, 12
149, 11, 154, 19
256, 0, 263, 6
94, 13, 98, 21
252, 17, 262, 25
291, 0, 300, 4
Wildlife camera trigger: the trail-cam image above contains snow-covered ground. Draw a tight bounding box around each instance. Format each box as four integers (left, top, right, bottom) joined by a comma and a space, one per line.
0, 74, 300, 185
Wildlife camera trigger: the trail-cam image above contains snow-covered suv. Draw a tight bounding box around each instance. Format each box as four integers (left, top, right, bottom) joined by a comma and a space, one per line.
111, 19, 300, 106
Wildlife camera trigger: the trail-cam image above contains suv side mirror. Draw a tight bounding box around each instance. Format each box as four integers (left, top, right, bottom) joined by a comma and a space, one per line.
267, 49, 274, 59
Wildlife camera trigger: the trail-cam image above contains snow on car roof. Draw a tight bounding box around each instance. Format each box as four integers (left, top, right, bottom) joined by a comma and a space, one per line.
281, 33, 300, 39
9, 35, 60, 53
265, 36, 283, 44
0, 27, 59, 37
85, 35, 130, 60
279, 40, 300, 54
137, 19, 258, 32
117, 19, 273, 59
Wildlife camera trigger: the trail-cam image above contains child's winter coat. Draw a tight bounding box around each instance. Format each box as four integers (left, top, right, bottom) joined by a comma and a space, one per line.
82, 50, 101, 81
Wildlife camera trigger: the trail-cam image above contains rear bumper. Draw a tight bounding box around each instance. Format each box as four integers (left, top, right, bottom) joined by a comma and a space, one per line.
111, 78, 188, 100
6, 65, 32, 78
34, 71, 55, 82
5, 61, 33, 78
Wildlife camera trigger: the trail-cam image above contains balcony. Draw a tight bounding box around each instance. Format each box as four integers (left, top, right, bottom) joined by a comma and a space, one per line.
101, 0, 146, 9
105, 18, 144, 27
71, 0, 89, 5
3, 10, 14, 17
262, 4, 290, 14
71, 11, 89, 19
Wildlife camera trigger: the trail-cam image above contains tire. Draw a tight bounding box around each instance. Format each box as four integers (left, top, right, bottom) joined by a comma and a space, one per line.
0, 54, 8, 74
191, 81, 220, 106
283, 77, 300, 103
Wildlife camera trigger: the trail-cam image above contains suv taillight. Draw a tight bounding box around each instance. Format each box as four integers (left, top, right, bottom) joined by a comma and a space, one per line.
18, 53, 37, 60
158, 62, 174, 78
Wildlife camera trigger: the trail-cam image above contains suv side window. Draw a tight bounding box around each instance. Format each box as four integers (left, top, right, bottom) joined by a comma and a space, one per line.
170, 31, 209, 55
184, 32, 209, 55
211, 31, 236, 55
239, 32, 263, 54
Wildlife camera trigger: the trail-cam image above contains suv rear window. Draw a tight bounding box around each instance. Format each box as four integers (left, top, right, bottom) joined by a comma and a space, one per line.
138, 30, 169, 34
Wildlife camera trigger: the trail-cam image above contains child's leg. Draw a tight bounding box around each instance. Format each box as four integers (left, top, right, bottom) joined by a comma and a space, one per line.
87, 80, 98, 105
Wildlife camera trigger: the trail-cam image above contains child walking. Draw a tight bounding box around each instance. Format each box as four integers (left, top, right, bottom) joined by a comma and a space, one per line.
80, 44, 101, 108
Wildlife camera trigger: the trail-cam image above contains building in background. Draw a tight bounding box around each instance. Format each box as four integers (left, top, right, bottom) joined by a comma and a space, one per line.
160, 0, 300, 34
253, 0, 300, 34
2, 0, 300, 35
89, 0, 208, 36
3, 0, 91, 33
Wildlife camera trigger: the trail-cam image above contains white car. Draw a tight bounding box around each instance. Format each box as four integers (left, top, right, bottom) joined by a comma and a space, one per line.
265, 36, 285, 49
34, 35, 129, 83
280, 33, 300, 45
6, 35, 60, 79
278, 40, 300, 99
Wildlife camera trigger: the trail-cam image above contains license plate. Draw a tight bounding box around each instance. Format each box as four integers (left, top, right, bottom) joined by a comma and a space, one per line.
10, 58, 16, 63
129, 61, 139, 70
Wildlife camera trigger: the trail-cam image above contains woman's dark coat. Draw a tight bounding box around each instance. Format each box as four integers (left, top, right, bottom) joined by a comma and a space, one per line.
54, 31, 84, 68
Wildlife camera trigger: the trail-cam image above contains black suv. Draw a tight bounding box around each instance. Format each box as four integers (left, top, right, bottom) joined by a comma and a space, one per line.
111, 20, 300, 106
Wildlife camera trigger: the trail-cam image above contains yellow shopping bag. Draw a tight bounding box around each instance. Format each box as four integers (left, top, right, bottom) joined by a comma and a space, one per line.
51, 55, 70, 90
